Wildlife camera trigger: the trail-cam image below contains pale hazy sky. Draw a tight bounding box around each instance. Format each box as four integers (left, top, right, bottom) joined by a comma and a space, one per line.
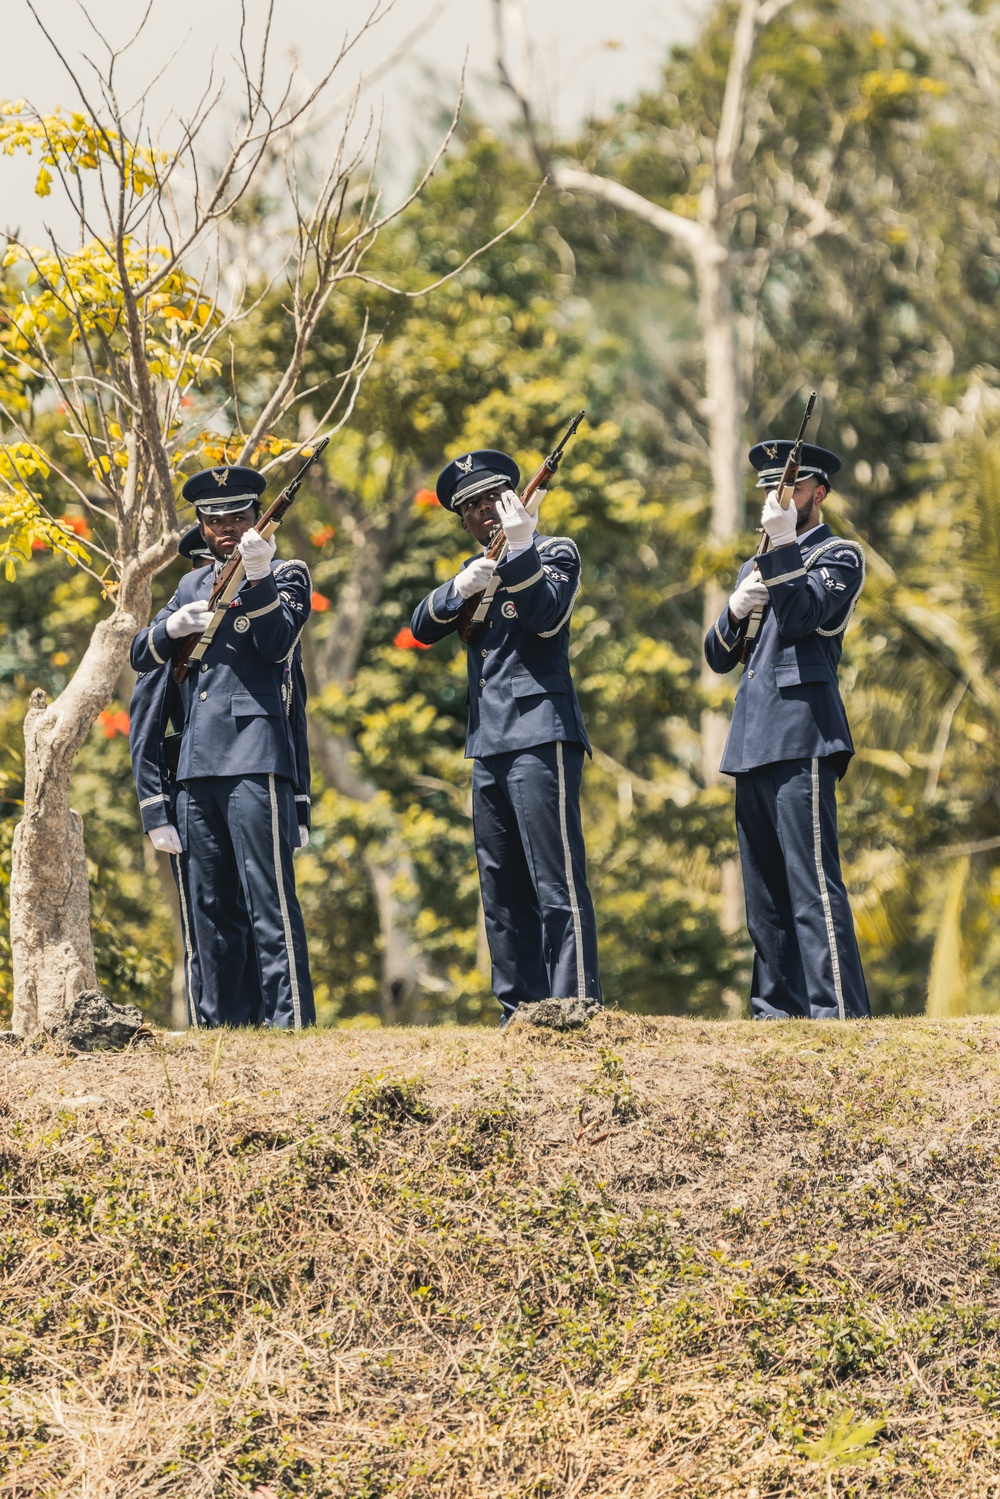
2, 0, 704, 241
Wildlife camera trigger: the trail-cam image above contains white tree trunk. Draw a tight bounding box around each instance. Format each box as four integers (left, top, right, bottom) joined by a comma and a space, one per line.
10, 586, 151, 1037
694, 246, 749, 973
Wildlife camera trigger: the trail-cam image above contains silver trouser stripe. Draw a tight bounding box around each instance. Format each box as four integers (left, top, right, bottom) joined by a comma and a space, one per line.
247, 597, 281, 619
765, 567, 807, 586
170, 852, 199, 1030
505, 567, 544, 594
269, 773, 302, 1029
139, 793, 169, 809
811, 757, 845, 1020
556, 741, 587, 1000
147, 631, 165, 665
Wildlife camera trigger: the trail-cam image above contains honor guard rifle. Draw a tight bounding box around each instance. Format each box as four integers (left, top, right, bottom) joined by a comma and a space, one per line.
738, 392, 816, 664
456, 410, 585, 642
172, 437, 330, 684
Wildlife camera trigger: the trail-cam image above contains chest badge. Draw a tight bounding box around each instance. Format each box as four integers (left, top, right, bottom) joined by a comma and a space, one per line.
501, 600, 517, 619
233, 614, 251, 633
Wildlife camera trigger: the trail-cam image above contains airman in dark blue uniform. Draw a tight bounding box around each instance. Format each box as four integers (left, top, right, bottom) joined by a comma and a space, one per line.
411, 449, 600, 1024
130, 469, 315, 1029
704, 441, 870, 1021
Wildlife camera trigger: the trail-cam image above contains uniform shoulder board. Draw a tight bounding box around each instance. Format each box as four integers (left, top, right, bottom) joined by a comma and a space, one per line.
274, 558, 313, 585
803, 538, 863, 570
536, 535, 580, 563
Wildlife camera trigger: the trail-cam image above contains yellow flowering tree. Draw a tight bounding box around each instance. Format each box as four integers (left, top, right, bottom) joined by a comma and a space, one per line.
0, 7, 467, 1036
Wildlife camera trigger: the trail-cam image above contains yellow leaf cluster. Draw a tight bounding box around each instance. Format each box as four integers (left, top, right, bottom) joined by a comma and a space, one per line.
0, 485, 91, 582
0, 100, 168, 198
0, 239, 221, 414
197, 434, 299, 467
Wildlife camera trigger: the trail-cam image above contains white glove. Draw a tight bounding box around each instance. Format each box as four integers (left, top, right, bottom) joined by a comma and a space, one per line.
454, 555, 497, 600
298, 825, 309, 849
165, 599, 214, 639
148, 824, 183, 855
239, 527, 276, 580
496, 489, 537, 551
728, 568, 770, 621
760, 489, 798, 549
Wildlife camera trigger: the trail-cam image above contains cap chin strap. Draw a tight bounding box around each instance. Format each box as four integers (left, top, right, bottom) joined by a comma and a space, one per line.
196, 499, 257, 517
453, 473, 505, 507
756, 467, 829, 488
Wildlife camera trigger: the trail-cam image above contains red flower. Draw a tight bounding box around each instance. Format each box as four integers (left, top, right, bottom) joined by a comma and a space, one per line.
59, 515, 92, 539
30, 538, 47, 551
414, 488, 441, 509
311, 591, 331, 612
310, 525, 335, 547
97, 709, 130, 738
394, 626, 430, 651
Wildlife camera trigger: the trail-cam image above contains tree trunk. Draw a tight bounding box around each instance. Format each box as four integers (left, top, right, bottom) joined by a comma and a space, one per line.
696, 247, 745, 549
11, 588, 151, 1037
694, 246, 749, 982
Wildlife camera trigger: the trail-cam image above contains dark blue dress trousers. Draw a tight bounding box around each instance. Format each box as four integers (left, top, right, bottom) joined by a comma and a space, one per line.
736, 757, 869, 1020
472, 741, 600, 1020
175, 773, 315, 1029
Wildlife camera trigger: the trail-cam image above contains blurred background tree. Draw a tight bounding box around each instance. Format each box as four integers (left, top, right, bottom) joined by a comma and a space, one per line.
3, 0, 1000, 1024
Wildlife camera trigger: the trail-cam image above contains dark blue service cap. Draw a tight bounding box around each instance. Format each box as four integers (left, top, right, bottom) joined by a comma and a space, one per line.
181, 464, 267, 516
178, 524, 214, 565
749, 440, 841, 489
436, 449, 520, 512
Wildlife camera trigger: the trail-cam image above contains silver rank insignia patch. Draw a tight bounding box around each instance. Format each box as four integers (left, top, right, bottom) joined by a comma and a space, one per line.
456, 454, 473, 473
234, 614, 251, 632
501, 600, 517, 619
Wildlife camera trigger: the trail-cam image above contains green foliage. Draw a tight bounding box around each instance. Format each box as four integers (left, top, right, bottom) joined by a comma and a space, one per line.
796, 1408, 885, 1466
5, 0, 1000, 1020
343, 1073, 433, 1128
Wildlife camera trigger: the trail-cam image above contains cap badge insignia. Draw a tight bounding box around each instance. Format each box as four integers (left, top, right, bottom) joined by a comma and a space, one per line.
763, 444, 778, 459
456, 454, 473, 474
212, 468, 229, 486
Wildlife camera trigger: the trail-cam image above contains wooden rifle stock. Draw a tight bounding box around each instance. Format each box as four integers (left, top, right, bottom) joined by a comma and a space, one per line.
738, 392, 816, 664
172, 437, 329, 684
456, 410, 585, 642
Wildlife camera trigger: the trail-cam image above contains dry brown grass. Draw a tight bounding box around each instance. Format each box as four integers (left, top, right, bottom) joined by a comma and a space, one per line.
1, 1014, 1000, 1497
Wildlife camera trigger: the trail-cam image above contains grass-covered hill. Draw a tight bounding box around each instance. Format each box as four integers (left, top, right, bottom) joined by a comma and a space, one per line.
2, 1015, 999, 1497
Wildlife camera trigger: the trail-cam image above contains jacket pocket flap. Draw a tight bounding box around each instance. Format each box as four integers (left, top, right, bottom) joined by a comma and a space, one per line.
231, 691, 280, 717
511, 669, 568, 699
774, 661, 832, 688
